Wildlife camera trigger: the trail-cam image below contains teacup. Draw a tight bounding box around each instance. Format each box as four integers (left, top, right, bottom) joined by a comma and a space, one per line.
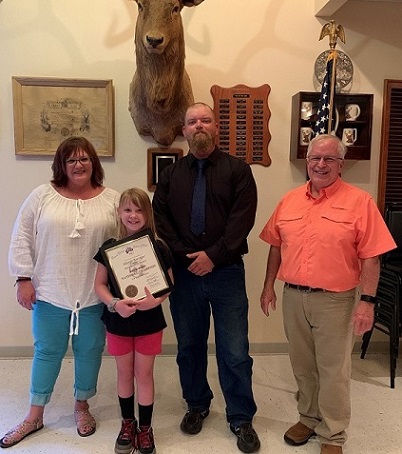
345, 104, 361, 121
342, 128, 358, 145
300, 127, 314, 146
301, 102, 313, 120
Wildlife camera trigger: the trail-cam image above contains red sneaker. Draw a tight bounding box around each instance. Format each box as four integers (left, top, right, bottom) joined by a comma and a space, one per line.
115, 419, 137, 454
137, 425, 156, 454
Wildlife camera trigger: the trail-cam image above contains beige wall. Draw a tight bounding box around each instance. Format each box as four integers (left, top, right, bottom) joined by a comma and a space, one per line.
0, 0, 400, 356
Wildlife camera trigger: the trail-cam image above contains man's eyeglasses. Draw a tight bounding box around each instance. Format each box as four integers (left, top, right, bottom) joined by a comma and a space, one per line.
65, 157, 92, 166
306, 156, 343, 164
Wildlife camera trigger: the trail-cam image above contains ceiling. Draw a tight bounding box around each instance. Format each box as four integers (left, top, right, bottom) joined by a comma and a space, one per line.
316, 0, 402, 17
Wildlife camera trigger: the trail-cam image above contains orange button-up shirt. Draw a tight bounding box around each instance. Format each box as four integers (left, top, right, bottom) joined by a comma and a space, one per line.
260, 178, 396, 292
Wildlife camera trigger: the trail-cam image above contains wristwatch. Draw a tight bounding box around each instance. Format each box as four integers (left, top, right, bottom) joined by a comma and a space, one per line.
360, 294, 377, 304
107, 298, 120, 313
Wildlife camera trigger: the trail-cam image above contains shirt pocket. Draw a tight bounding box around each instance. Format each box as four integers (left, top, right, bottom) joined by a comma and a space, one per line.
277, 213, 304, 242
320, 211, 356, 247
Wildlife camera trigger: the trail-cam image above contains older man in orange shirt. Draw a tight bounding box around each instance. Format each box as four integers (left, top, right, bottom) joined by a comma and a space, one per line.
259, 134, 396, 454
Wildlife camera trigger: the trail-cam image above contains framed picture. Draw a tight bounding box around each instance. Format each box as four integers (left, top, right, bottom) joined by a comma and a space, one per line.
147, 147, 183, 191
12, 76, 115, 156
101, 228, 173, 300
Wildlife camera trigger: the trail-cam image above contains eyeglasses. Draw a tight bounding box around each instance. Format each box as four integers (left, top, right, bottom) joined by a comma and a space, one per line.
65, 157, 91, 166
306, 156, 343, 164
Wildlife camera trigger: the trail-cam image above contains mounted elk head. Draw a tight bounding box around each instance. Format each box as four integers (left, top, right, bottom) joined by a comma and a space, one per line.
129, 0, 205, 147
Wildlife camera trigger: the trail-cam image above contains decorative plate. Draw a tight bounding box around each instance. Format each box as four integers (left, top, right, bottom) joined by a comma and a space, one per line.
314, 50, 353, 91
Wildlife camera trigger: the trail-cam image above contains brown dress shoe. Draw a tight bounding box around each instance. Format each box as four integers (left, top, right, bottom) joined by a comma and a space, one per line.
284, 421, 316, 446
321, 443, 343, 453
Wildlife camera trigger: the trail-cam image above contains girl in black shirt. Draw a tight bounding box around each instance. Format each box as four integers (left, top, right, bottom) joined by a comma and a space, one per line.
94, 188, 172, 454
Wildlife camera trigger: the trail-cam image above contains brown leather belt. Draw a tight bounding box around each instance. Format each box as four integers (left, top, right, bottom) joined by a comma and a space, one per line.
285, 282, 326, 293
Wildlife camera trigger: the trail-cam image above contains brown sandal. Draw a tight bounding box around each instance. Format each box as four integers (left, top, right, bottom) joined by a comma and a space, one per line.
74, 408, 96, 437
0, 418, 44, 448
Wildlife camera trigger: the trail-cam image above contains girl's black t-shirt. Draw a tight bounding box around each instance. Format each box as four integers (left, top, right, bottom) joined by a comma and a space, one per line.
94, 237, 173, 337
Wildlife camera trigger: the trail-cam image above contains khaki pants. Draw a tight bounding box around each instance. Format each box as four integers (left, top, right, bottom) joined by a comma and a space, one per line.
282, 286, 356, 445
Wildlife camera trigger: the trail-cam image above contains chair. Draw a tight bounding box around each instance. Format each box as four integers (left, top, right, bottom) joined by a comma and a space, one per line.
360, 203, 402, 388
382, 203, 402, 273
360, 268, 401, 388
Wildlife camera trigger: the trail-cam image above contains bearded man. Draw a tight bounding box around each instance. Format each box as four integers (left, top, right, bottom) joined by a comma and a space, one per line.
152, 103, 260, 453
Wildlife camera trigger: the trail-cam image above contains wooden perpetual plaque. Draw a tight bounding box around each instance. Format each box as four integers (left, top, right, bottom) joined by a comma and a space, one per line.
210, 84, 271, 166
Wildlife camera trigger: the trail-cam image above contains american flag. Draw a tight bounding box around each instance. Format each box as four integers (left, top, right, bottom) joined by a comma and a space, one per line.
314, 51, 337, 136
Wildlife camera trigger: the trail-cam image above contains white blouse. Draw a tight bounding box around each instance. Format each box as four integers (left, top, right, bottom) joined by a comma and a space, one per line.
9, 184, 120, 326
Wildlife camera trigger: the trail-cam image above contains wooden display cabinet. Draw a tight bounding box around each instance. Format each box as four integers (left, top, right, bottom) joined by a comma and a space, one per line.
290, 92, 373, 160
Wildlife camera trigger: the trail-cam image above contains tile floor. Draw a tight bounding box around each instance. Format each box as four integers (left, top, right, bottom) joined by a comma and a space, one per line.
0, 353, 401, 453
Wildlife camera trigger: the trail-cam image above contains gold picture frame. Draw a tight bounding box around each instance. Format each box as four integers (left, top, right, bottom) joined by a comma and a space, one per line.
147, 147, 183, 191
12, 76, 115, 156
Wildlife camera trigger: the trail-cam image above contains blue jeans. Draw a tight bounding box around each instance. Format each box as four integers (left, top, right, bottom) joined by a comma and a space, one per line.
170, 260, 257, 426
31, 301, 105, 406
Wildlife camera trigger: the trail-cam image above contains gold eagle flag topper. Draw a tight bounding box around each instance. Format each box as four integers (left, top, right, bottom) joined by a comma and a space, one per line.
319, 20, 345, 50
318, 20, 346, 134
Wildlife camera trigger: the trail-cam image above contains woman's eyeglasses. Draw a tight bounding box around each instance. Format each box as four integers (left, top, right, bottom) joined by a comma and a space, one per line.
65, 157, 92, 166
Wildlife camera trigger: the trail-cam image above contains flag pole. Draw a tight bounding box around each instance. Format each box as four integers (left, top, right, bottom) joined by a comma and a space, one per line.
327, 50, 337, 134
318, 20, 345, 134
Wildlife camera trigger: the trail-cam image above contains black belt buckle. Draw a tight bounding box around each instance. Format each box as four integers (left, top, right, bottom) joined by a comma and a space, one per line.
297, 285, 314, 293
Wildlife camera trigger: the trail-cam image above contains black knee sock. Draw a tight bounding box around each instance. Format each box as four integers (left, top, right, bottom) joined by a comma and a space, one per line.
119, 395, 135, 420
138, 403, 154, 428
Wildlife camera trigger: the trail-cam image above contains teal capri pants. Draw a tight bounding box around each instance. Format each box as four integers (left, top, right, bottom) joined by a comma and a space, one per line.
30, 300, 105, 406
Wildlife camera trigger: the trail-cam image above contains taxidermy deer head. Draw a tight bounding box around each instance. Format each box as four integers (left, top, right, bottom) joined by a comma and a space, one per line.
129, 0, 205, 146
